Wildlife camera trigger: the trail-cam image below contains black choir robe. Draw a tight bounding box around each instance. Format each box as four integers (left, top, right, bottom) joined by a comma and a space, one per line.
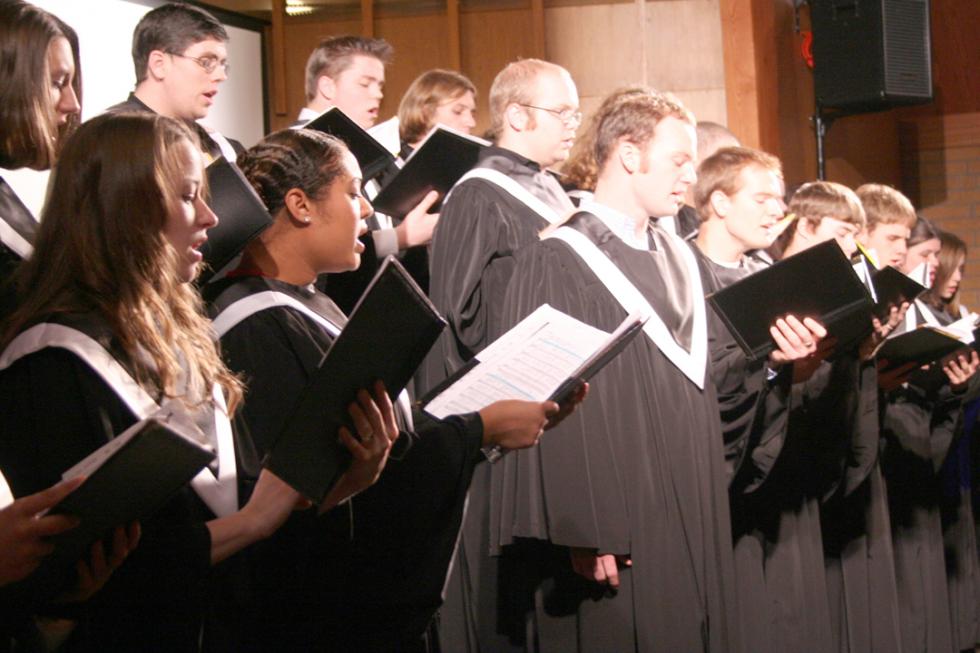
0, 313, 253, 653
489, 211, 738, 652
425, 145, 573, 653
0, 176, 36, 315
920, 301, 980, 651
206, 275, 485, 652
880, 301, 958, 652
692, 245, 795, 653
104, 94, 245, 164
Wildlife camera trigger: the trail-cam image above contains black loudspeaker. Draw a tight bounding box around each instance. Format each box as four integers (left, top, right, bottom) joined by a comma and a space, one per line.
811, 0, 933, 112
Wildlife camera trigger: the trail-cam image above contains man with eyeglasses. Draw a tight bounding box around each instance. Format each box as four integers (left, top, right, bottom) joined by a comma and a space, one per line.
424, 58, 580, 653
107, 2, 243, 163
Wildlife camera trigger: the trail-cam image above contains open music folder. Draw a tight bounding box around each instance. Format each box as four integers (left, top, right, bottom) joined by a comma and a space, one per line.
370, 125, 489, 218
303, 107, 396, 182
28, 411, 215, 587
707, 240, 874, 360
266, 256, 446, 503
423, 304, 647, 419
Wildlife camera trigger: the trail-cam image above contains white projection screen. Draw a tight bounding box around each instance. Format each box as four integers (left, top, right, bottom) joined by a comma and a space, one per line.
9, 0, 268, 215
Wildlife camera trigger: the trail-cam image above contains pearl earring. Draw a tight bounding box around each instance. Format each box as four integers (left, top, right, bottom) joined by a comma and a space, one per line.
303, 216, 311, 223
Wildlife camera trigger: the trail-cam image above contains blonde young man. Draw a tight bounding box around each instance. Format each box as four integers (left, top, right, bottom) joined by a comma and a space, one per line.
426, 58, 580, 653
856, 183, 917, 268
489, 88, 740, 652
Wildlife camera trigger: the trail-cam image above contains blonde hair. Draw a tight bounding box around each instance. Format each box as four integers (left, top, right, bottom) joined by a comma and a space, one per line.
562, 86, 648, 191
856, 183, 916, 231
487, 58, 567, 141
773, 180, 864, 255
693, 146, 782, 220
398, 69, 476, 145
3, 112, 242, 412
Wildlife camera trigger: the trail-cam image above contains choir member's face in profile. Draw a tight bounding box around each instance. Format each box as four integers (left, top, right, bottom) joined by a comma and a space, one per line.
521, 70, 579, 168
308, 150, 370, 273
634, 116, 697, 218
860, 222, 910, 268
804, 216, 860, 258
47, 36, 80, 127
431, 91, 477, 134
941, 255, 965, 299
714, 164, 785, 251
162, 38, 228, 121
325, 55, 385, 129
902, 237, 941, 286
164, 139, 218, 282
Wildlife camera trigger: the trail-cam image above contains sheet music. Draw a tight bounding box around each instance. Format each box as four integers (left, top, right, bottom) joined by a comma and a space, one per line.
426, 304, 609, 418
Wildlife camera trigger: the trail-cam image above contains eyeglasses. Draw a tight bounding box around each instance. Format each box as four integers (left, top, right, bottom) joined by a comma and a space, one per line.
168, 52, 230, 76
519, 104, 582, 127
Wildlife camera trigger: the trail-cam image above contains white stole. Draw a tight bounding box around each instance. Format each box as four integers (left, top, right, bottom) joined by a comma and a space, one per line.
544, 226, 707, 389
211, 290, 414, 430
449, 168, 564, 225
0, 323, 239, 517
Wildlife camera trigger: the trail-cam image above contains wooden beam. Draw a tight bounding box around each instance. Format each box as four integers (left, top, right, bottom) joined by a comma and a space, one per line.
447, 0, 462, 70
270, 0, 287, 116
719, 0, 780, 153
530, 0, 546, 59
361, 0, 375, 37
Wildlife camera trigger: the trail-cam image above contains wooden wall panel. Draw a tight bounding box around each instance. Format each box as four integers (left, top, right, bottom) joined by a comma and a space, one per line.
544, 3, 643, 97
460, 7, 536, 135
272, 15, 361, 131
375, 13, 452, 120
645, 0, 724, 94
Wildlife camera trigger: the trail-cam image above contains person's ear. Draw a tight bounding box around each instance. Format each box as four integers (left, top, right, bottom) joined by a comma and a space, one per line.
283, 188, 315, 226
146, 50, 169, 82
709, 189, 731, 218
505, 103, 529, 132
618, 140, 641, 174
317, 75, 337, 103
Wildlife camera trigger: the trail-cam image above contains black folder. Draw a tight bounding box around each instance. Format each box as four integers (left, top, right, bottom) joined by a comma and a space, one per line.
370, 126, 489, 218
876, 326, 969, 368
36, 414, 214, 582
199, 157, 274, 284
872, 266, 927, 317
266, 256, 447, 503
303, 107, 395, 182
707, 240, 874, 361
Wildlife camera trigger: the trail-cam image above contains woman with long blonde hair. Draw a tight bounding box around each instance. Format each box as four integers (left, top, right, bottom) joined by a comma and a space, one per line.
0, 112, 395, 652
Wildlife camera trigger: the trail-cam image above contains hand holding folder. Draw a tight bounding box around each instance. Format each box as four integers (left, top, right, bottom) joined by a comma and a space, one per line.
266, 257, 446, 503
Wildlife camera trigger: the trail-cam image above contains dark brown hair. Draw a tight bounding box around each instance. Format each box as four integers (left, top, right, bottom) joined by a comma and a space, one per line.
132, 2, 228, 84
0, 1, 81, 169
926, 229, 967, 315
237, 128, 350, 217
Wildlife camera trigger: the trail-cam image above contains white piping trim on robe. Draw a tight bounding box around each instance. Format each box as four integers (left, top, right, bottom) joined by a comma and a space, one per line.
211, 290, 414, 429
207, 131, 238, 164
0, 218, 33, 259
544, 226, 707, 389
0, 323, 238, 517
449, 168, 563, 225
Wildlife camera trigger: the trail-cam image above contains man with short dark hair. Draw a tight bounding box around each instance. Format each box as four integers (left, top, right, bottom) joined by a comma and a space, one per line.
292, 35, 436, 312
294, 35, 393, 130
107, 2, 242, 163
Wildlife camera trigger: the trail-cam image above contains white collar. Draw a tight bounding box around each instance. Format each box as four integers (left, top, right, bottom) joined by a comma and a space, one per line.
297, 106, 320, 122
0, 167, 46, 221
580, 199, 650, 251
